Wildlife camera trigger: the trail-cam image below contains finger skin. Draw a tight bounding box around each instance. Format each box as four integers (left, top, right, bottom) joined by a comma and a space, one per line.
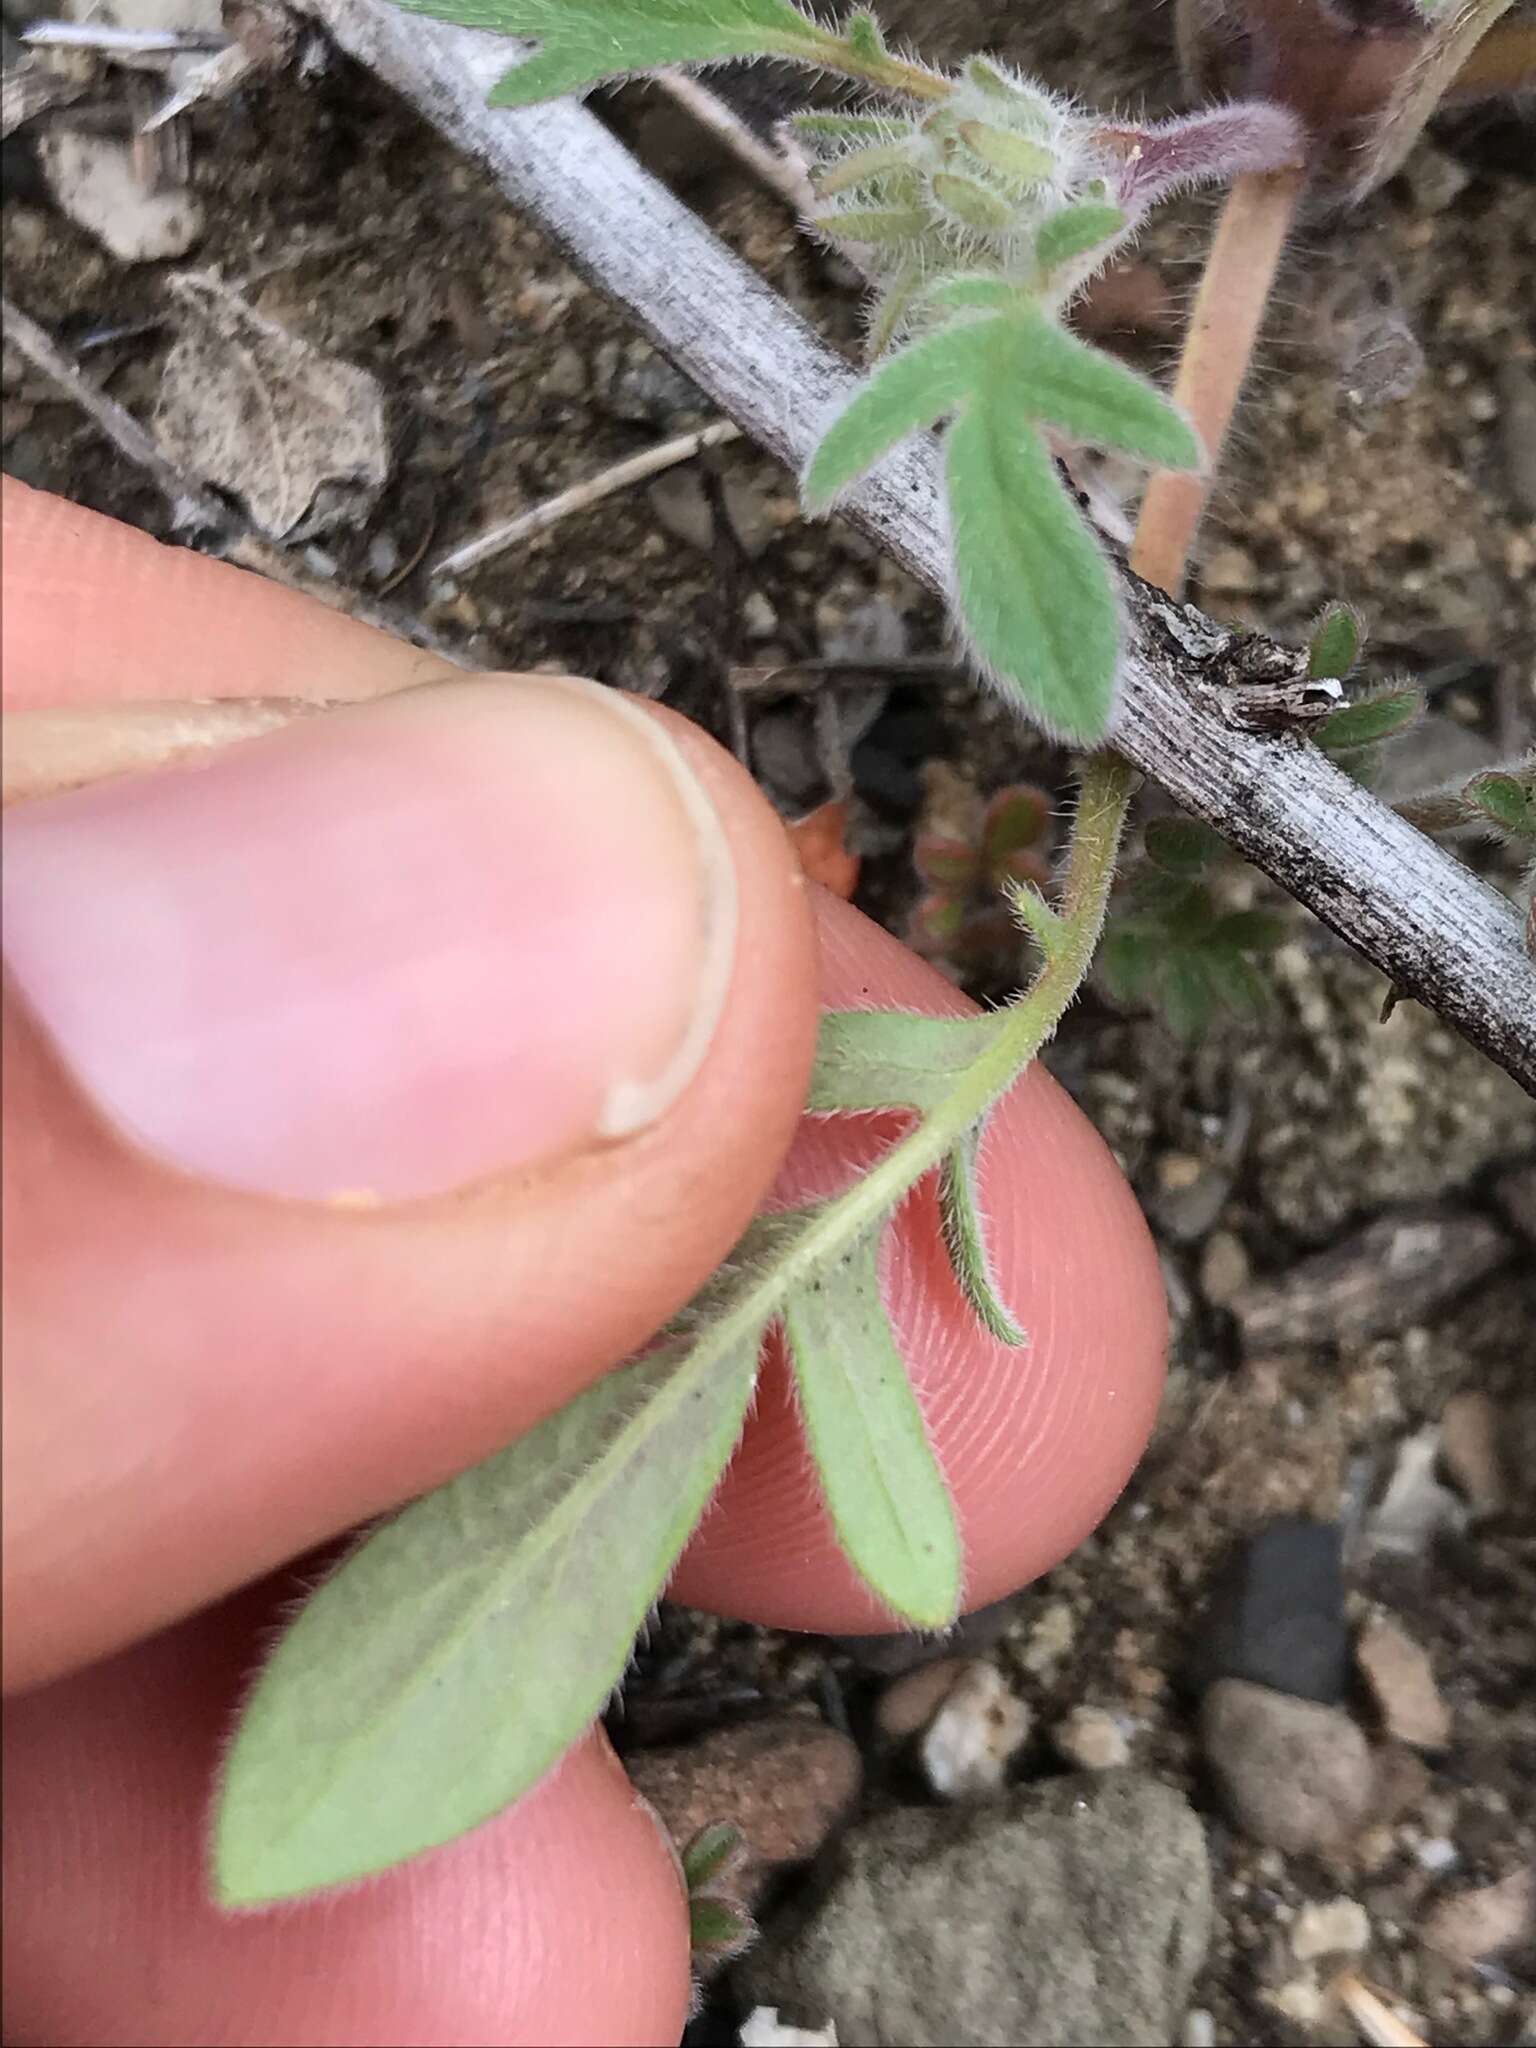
670, 894, 1170, 1631
1, 1592, 691, 2048
1, 479, 451, 709
1, 700, 819, 1692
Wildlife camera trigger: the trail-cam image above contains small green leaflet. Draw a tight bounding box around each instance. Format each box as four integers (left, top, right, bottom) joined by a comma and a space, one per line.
939, 1119, 1026, 1346
807, 1007, 1006, 1113
1317, 688, 1423, 753
803, 300, 1199, 741
783, 1234, 963, 1628
214, 1332, 760, 1905
1035, 201, 1127, 276
1465, 769, 1536, 840
1306, 601, 1363, 682
681, 1820, 744, 1891
388, 0, 834, 108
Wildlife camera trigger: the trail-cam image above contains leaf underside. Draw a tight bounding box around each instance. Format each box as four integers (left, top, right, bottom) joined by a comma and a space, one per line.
214, 1334, 759, 1905
938, 1118, 1026, 1346
389, 0, 828, 105
782, 1233, 963, 1628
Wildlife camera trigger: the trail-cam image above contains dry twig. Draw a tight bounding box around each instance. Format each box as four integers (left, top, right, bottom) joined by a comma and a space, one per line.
1333, 1972, 1432, 2048
432, 418, 740, 578
649, 71, 815, 215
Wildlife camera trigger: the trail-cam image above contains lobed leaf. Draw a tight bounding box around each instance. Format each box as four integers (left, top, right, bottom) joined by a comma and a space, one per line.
1317, 688, 1423, 753
782, 1236, 963, 1628
214, 1332, 760, 1904
802, 318, 1000, 511
938, 1120, 1026, 1346
945, 407, 1120, 741
807, 1007, 1005, 1114
387, 0, 835, 108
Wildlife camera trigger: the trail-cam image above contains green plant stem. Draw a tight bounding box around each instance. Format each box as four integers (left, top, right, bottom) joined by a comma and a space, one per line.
812, 28, 954, 102
683, 752, 1135, 1354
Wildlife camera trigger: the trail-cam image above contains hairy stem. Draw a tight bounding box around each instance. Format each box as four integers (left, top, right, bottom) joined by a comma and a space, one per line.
811, 755, 1132, 1222
815, 37, 953, 104
1129, 166, 1304, 598
695, 756, 1135, 1356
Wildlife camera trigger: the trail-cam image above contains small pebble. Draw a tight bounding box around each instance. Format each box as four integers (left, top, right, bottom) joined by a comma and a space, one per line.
1200, 1679, 1374, 1854
873, 1657, 970, 1745
1356, 1613, 1451, 1752
1292, 1896, 1371, 1961
1437, 1390, 1508, 1516
1199, 1229, 1251, 1307
626, 1717, 861, 1906
1181, 2009, 1216, 2048
1051, 1704, 1130, 1771
738, 2010, 838, 2048
919, 1660, 1032, 1801
1421, 1864, 1535, 1965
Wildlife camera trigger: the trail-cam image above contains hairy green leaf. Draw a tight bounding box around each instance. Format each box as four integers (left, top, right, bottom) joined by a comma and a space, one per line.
689, 1895, 755, 1958
931, 169, 1015, 230
946, 408, 1119, 741
783, 1236, 962, 1627
682, 1821, 744, 1892
817, 203, 932, 244
923, 274, 1027, 315
1317, 688, 1423, 753
802, 319, 998, 510
1035, 201, 1127, 274
214, 1334, 760, 1904
1143, 815, 1222, 878
938, 1120, 1026, 1346
1465, 769, 1536, 839
1306, 601, 1363, 681
808, 1008, 1005, 1114
956, 119, 1055, 183
388, 0, 834, 108
1008, 308, 1201, 467
813, 142, 920, 197
845, 6, 886, 58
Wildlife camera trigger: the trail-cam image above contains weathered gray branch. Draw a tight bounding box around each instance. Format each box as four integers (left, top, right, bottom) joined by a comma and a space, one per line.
300, 0, 1536, 1093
